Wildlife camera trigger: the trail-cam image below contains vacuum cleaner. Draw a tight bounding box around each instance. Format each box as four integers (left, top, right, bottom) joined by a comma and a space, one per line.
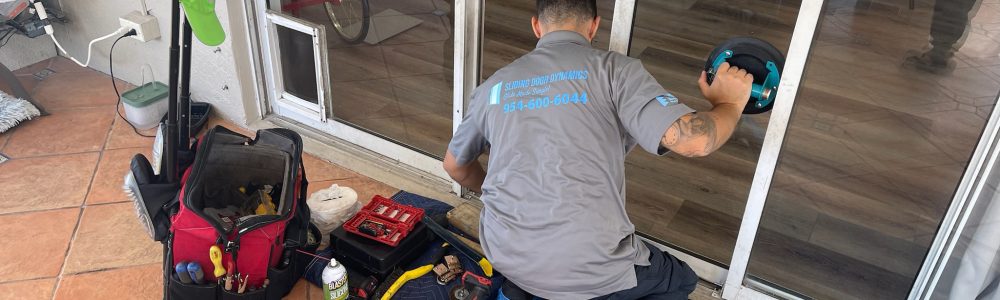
118, 0, 226, 298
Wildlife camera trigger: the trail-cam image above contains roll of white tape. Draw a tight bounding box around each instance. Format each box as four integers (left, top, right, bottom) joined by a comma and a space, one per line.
307, 184, 361, 249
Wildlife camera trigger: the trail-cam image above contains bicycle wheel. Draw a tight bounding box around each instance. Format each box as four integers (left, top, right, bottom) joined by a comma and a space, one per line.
325, 0, 370, 44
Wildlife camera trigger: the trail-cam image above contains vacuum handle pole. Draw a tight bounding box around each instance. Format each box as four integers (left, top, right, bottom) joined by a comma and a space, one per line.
165, 0, 181, 183
178, 19, 193, 151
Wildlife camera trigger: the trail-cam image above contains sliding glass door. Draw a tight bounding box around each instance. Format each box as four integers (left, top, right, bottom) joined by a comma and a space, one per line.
247, 0, 1000, 298
282, 0, 455, 158
253, 0, 453, 178
623, 0, 798, 269
740, 0, 1000, 298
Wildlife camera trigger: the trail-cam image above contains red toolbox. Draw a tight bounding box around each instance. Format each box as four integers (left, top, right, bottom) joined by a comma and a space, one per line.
343, 195, 425, 246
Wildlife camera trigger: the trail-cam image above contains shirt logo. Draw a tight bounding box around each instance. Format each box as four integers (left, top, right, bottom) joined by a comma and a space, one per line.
489, 81, 504, 105
656, 94, 679, 107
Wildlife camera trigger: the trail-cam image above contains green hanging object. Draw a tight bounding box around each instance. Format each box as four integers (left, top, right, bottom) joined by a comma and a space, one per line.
179, 0, 225, 46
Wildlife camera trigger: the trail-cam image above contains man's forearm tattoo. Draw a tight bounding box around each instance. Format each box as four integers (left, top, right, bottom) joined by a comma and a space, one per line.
661, 113, 718, 156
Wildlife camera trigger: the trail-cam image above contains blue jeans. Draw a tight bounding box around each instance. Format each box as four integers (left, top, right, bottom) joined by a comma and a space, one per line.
500, 242, 698, 300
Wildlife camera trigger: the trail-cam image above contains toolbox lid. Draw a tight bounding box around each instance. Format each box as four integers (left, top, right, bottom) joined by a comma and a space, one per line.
122, 81, 169, 108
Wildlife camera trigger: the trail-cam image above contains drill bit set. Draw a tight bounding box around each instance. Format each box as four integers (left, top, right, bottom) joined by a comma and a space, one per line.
343, 195, 425, 246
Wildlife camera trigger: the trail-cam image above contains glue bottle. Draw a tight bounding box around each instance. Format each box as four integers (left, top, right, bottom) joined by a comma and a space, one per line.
322, 258, 349, 300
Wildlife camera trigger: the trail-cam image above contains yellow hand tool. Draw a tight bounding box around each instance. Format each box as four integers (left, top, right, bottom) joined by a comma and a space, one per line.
210, 245, 226, 280
380, 243, 449, 300
380, 265, 434, 300
254, 191, 276, 215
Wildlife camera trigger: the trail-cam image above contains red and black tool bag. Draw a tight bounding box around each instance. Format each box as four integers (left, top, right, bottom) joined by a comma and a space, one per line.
166, 126, 317, 299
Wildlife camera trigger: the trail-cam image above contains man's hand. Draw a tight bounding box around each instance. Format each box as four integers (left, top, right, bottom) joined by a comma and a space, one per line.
660, 63, 754, 157
699, 62, 754, 109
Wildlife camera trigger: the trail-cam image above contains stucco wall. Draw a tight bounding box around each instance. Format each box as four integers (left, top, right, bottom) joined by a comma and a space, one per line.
0, 33, 56, 71
52, 0, 251, 125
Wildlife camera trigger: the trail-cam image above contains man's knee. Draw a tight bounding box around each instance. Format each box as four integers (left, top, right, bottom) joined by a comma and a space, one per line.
659, 252, 697, 294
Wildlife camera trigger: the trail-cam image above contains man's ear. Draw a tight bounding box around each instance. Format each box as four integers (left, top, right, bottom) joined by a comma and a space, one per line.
588, 16, 601, 41
532, 16, 543, 38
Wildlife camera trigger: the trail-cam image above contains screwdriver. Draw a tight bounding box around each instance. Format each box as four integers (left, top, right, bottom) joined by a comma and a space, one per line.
210, 245, 226, 282
187, 262, 205, 285
224, 261, 234, 291
174, 262, 192, 284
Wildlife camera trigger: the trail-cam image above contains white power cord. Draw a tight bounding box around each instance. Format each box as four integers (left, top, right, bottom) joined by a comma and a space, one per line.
33, 1, 127, 68
51, 27, 127, 68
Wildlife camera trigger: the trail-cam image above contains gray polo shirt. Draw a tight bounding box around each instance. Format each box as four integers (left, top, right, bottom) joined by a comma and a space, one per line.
448, 30, 694, 299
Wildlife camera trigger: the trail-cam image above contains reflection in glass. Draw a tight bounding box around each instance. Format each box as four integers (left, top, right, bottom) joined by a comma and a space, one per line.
931, 171, 1000, 299
482, 0, 614, 80
278, 0, 455, 157
477, 1, 614, 169
748, 1, 1000, 299
625, 0, 798, 265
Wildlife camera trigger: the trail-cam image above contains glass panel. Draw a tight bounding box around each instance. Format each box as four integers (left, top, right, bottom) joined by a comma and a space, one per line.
276, 25, 319, 104
747, 1, 1000, 299
481, 0, 615, 80
625, 1, 798, 265
931, 157, 1000, 299
277, 0, 455, 157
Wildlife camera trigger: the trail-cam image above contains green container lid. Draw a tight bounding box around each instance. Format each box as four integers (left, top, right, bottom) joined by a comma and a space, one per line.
122, 81, 169, 108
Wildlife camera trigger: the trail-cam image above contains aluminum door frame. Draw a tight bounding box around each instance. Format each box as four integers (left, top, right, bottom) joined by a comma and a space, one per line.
251, 0, 454, 181
719, 0, 825, 298
261, 10, 330, 122
908, 90, 1000, 299
604, 0, 824, 298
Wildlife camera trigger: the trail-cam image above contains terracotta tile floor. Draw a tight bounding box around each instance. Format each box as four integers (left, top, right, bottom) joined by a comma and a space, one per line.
0, 57, 400, 299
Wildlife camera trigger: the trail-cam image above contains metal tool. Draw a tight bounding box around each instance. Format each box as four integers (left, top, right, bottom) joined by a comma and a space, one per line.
434, 255, 463, 285
421, 216, 493, 277
224, 261, 234, 291
448, 272, 492, 300
238, 274, 249, 293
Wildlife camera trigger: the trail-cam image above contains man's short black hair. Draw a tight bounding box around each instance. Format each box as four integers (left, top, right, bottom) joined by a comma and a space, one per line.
536, 0, 597, 24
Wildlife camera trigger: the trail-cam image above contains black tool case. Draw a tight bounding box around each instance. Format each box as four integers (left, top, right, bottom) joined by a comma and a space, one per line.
329, 216, 438, 278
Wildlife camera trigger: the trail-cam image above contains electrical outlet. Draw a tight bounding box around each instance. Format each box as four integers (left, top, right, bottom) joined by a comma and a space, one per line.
119, 11, 160, 42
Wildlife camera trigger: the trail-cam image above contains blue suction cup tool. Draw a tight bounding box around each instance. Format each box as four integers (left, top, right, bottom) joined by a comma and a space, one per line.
704, 37, 785, 114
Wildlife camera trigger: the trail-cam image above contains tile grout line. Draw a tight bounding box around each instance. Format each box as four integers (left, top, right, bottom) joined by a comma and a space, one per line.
1, 105, 120, 159
0, 202, 134, 221
2, 150, 103, 161
0, 276, 58, 286
49, 106, 119, 300
36, 104, 120, 114
61, 262, 162, 277
49, 192, 86, 300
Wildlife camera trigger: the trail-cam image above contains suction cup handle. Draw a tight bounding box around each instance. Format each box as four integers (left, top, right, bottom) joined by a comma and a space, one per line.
708, 50, 781, 111
709, 50, 765, 94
